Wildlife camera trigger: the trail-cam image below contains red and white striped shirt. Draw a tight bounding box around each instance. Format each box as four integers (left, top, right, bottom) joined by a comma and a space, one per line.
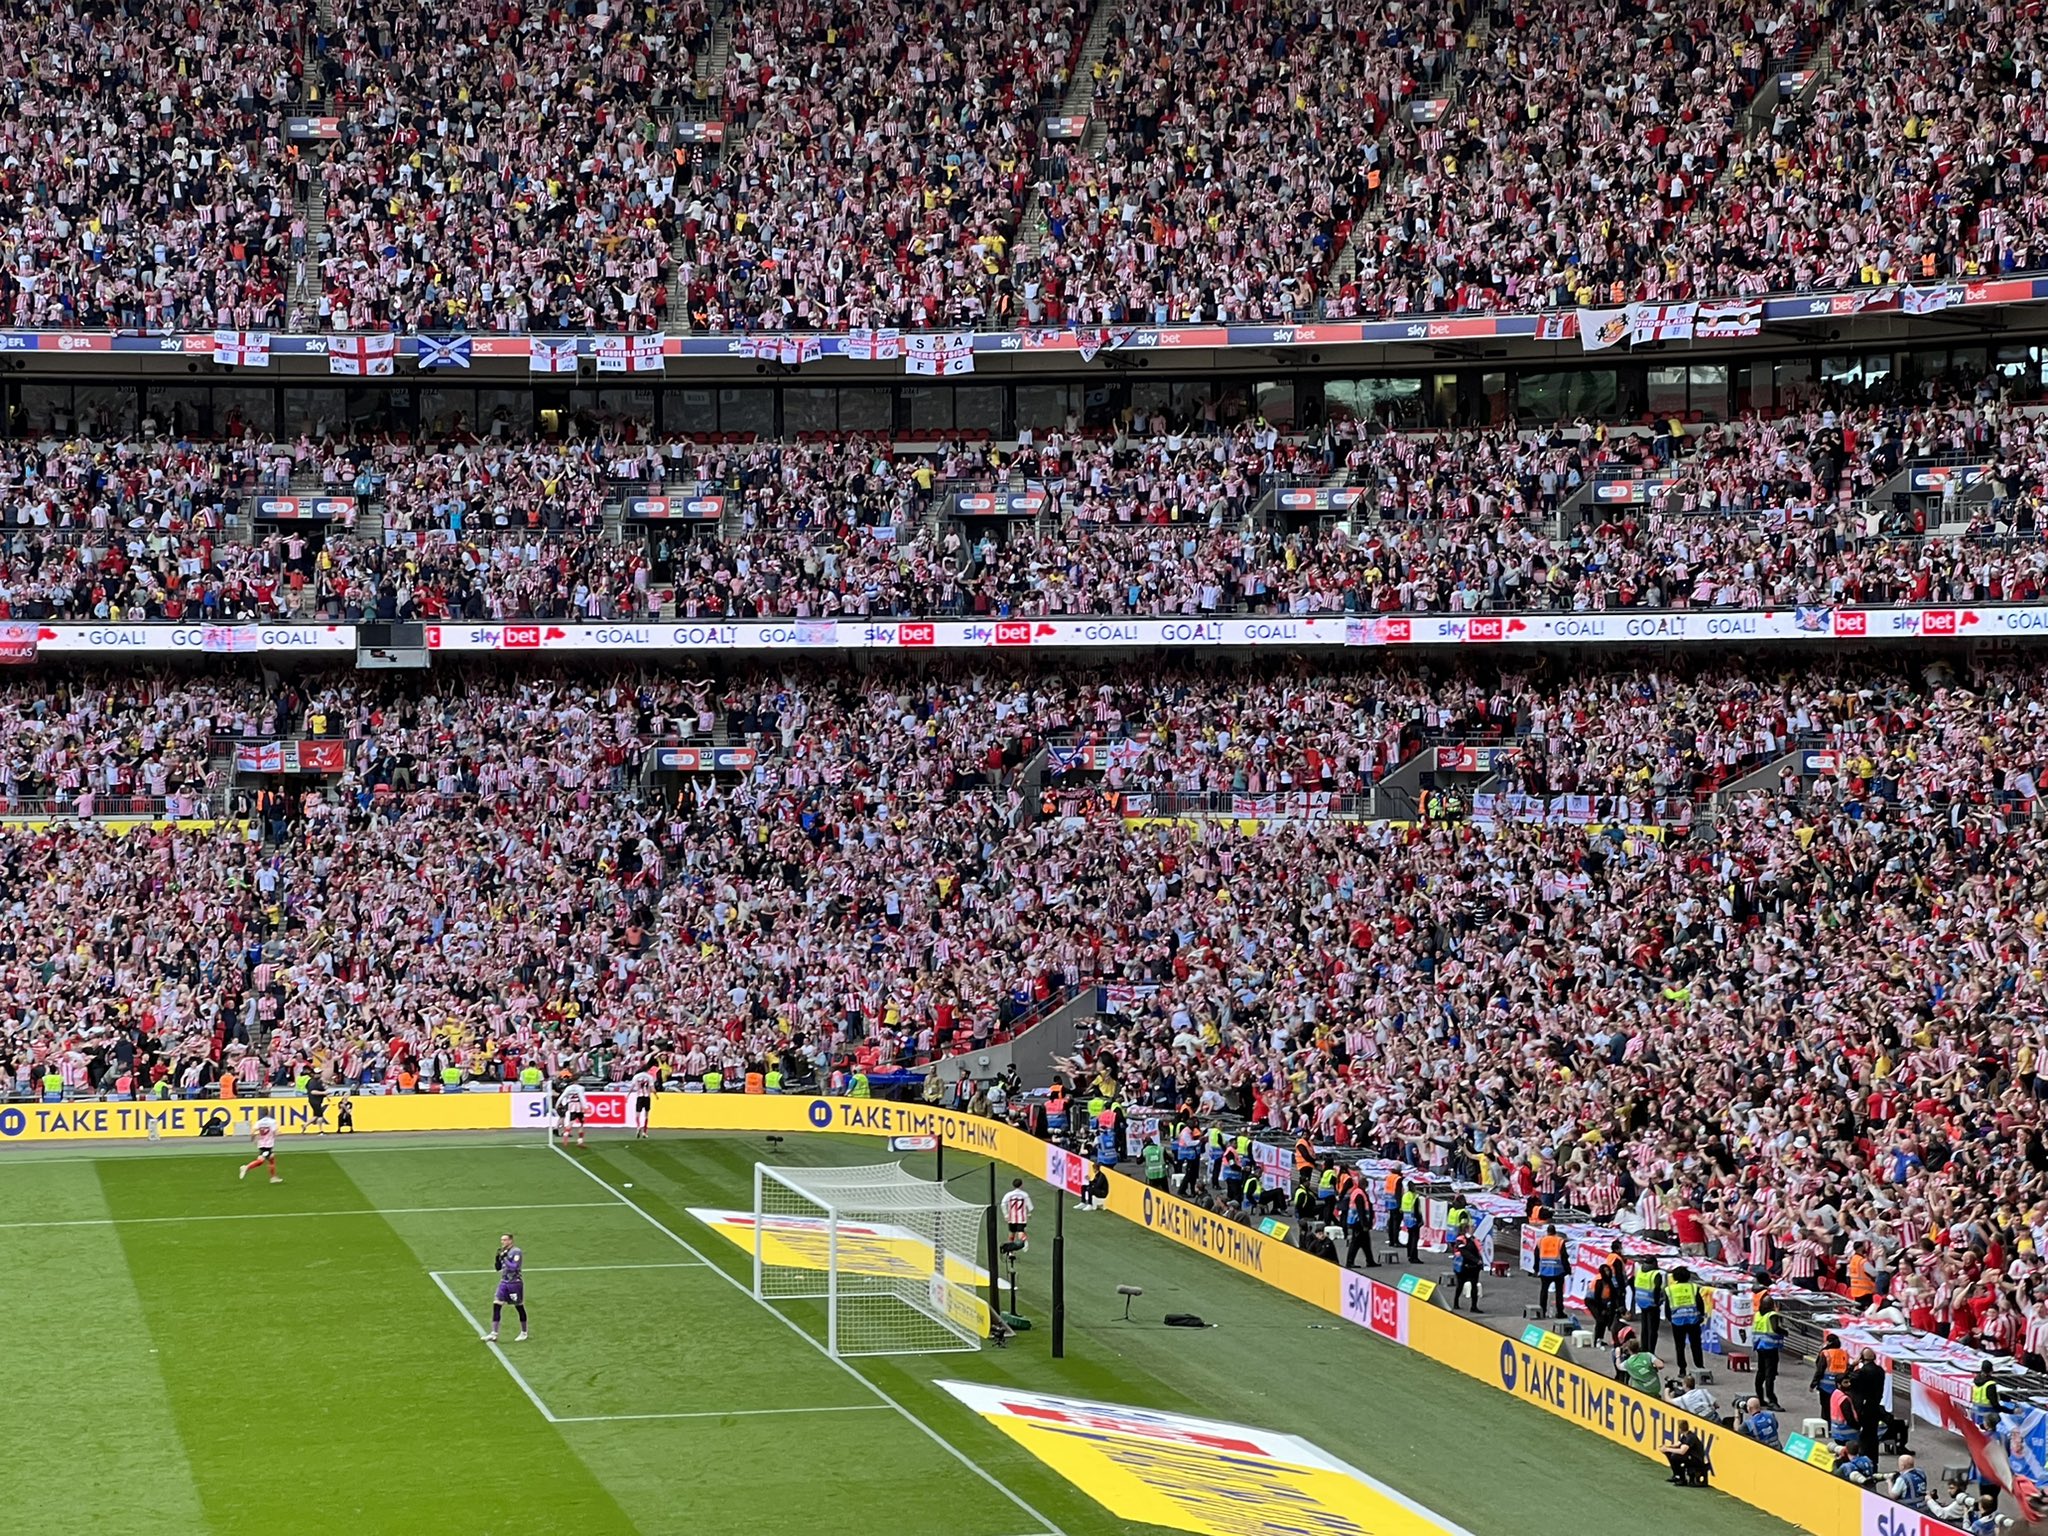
1636, 1190, 1666, 1231
1783, 1237, 1824, 1280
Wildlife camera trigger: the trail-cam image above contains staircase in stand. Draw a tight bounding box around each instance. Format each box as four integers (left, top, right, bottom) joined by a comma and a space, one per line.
1015, 0, 1121, 265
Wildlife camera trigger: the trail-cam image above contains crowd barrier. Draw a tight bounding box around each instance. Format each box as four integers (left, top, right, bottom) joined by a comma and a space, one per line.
2, 1091, 1952, 1536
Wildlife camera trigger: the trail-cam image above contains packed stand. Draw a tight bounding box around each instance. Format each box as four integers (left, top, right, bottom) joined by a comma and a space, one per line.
0, 0, 307, 331
303, 0, 708, 332
1022, 0, 1447, 325
687, 0, 1079, 330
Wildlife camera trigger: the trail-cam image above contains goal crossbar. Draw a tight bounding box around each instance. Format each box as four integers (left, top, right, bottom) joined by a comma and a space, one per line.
751, 1161, 988, 1357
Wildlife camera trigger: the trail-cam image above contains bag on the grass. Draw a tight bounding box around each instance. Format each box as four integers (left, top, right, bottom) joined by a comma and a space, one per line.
1164, 1313, 1208, 1328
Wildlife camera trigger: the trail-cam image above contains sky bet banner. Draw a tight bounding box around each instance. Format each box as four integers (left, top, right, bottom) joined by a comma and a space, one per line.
416, 605, 2048, 653
3, 275, 2043, 359
12, 605, 2048, 659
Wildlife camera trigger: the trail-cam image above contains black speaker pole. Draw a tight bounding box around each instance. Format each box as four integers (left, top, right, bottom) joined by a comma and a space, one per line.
1052, 1189, 1066, 1359
986, 1161, 1000, 1315
934, 1135, 945, 1187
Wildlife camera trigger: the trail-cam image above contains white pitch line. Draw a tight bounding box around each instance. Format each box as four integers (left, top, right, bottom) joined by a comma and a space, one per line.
550, 1143, 1070, 1536
0, 1201, 619, 1232
0, 1138, 555, 1166
428, 1270, 559, 1423
553, 1404, 890, 1424
433, 1262, 710, 1275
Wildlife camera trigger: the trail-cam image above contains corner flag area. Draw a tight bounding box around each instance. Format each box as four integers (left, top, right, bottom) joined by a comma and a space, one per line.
0, 1130, 1804, 1536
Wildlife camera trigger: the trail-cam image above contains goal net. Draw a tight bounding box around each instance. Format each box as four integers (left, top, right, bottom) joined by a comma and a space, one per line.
751, 1161, 989, 1356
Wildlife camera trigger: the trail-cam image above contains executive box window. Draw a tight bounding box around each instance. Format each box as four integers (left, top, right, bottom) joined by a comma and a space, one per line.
1324, 376, 1422, 426
1516, 369, 1618, 421
662, 389, 717, 435
1017, 383, 1080, 433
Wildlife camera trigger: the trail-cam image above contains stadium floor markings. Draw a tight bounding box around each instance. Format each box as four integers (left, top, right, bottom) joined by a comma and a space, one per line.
0, 1200, 620, 1231
424, 1266, 884, 1428
427, 1269, 562, 1423
551, 1143, 1073, 1536
432, 1261, 710, 1275
551, 1405, 893, 1424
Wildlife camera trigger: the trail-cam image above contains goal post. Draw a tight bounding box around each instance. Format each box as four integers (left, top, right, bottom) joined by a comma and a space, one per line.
751, 1161, 989, 1356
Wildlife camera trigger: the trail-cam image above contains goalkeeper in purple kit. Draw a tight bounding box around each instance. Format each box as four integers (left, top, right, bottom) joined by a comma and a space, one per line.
484, 1233, 529, 1343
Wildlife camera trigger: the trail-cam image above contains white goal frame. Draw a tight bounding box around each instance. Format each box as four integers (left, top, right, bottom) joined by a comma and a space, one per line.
751, 1161, 987, 1357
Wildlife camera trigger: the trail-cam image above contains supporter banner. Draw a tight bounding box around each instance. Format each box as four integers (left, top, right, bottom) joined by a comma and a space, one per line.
234, 739, 349, 774
1576, 307, 1629, 352
1695, 299, 1764, 338
33, 625, 356, 654
0, 276, 2042, 362
906, 333, 975, 375
672, 120, 726, 143
843, 328, 903, 362
649, 746, 757, 771
593, 332, 666, 373
1433, 745, 1509, 772
622, 494, 725, 520
412, 606, 2048, 653
286, 116, 342, 140
952, 492, 1047, 516
201, 624, 263, 654
1043, 114, 1089, 139
1626, 301, 1697, 344
416, 334, 473, 371
0, 621, 37, 664
255, 495, 358, 523
211, 330, 271, 368
529, 336, 579, 374
1903, 285, 1966, 316
327, 333, 395, 376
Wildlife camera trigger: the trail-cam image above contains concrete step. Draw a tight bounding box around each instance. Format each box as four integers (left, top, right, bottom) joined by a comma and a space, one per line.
1017, 0, 1121, 263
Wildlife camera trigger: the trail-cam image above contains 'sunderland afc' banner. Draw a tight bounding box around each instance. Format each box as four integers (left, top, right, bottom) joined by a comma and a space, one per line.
0, 1091, 1957, 1536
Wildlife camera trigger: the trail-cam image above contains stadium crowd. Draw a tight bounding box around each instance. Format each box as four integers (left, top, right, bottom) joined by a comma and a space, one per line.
5, 394, 2048, 620
1, 649, 2044, 1524
0, 0, 2037, 331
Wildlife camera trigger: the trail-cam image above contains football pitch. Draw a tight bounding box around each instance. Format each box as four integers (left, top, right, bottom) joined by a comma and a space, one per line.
3, 1130, 1801, 1536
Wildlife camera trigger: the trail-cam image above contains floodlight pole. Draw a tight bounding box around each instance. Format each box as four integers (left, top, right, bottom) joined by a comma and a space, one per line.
986, 1161, 1000, 1315
1052, 1188, 1066, 1359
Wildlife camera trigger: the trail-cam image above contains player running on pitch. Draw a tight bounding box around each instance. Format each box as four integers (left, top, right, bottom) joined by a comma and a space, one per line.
629, 1065, 655, 1139
556, 1079, 591, 1147
238, 1111, 283, 1183
484, 1233, 528, 1343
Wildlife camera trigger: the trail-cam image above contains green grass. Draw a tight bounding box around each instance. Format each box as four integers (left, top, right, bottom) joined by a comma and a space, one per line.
0, 1132, 1803, 1536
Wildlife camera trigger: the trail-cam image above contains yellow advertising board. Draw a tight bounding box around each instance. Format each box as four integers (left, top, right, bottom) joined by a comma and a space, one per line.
0, 1088, 1885, 1536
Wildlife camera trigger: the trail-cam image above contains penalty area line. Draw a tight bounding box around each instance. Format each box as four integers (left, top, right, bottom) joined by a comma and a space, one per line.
549, 1143, 1071, 1536
427, 1270, 559, 1424
432, 1261, 711, 1275
553, 1404, 891, 1424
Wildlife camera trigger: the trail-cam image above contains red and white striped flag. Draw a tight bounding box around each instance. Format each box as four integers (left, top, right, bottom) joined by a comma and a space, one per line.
327, 333, 396, 376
